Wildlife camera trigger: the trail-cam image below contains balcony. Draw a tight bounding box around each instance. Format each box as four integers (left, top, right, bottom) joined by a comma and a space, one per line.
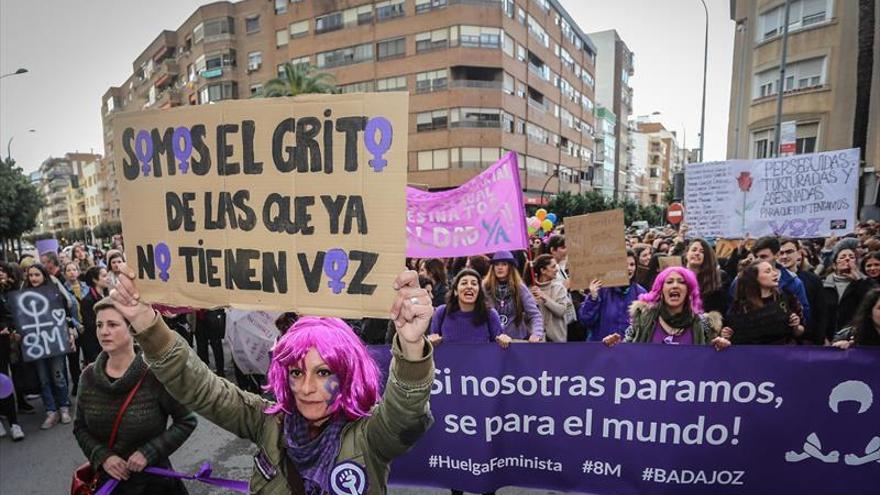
153, 59, 180, 88
449, 66, 502, 90
155, 88, 181, 109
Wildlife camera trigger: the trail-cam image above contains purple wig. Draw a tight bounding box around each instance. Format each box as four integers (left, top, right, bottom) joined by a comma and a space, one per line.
264, 316, 381, 421
638, 266, 704, 314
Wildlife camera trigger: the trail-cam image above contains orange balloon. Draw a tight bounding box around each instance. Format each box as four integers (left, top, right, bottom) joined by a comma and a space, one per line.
536, 209, 548, 221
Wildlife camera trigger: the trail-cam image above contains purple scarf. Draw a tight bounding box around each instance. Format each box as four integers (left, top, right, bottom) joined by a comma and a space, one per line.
283, 411, 347, 494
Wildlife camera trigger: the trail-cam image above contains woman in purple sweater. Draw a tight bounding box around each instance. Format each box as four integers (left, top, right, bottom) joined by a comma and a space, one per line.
429, 269, 510, 348
579, 249, 647, 342
483, 251, 544, 342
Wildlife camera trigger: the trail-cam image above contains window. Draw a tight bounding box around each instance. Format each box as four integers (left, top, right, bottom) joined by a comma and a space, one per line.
416, 29, 449, 52
416, 0, 447, 14
417, 149, 449, 170
247, 51, 262, 71
416, 69, 448, 93
377, 76, 406, 91
376, 0, 405, 21
503, 72, 514, 94
526, 15, 549, 47
203, 17, 234, 41
245, 15, 260, 34
377, 37, 406, 60
449, 148, 502, 168
526, 156, 549, 175
193, 23, 204, 44
199, 82, 237, 103
197, 50, 236, 73
751, 129, 775, 159
757, 0, 830, 41
339, 80, 375, 93
249, 83, 263, 96
795, 122, 819, 154
460, 26, 501, 48
289, 20, 308, 38
276, 29, 288, 47
416, 110, 448, 131
274, 0, 287, 14
316, 43, 373, 68
503, 34, 514, 57
504, 0, 514, 17
517, 44, 526, 62
450, 107, 501, 128
316, 12, 343, 34
753, 57, 826, 99
291, 56, 310, 69
649, 168, 660, 178
518, 7, 526, 25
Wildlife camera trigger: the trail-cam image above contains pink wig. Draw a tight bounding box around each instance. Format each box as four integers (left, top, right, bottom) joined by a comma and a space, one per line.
638, 266, 704, 314
264, 317, 381, 421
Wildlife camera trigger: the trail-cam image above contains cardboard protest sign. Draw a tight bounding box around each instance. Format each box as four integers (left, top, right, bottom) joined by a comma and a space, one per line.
226, 309, 280, 376
685, 149, 860, 239
112, 93, 408, 318
565, 210, 629, 288
406, 152, 528, 258
8, 286, 72, 362
658, 255, 683, 270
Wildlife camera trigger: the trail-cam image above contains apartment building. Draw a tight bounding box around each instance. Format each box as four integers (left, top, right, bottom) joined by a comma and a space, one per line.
631, 119, 680, 206
593, 105, 616, 198
35, 153, 98, 233
101, 0, 600, 201
590, 29, 635, 201
727, 0, 878, 162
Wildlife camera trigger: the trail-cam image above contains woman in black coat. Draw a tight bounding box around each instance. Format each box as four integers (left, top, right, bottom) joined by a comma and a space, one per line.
80, 266, 110, 366
822, 246, 877, 343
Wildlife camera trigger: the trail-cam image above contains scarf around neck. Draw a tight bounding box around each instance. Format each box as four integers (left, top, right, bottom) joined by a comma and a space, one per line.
283, 411, 347, 495
659, 304, 697, 331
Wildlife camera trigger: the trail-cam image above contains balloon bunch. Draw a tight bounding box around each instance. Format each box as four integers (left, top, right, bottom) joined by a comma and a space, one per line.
527, 208, 558, 235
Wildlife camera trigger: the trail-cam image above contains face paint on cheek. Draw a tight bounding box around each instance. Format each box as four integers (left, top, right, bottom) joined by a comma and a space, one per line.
324, 375, 340, 406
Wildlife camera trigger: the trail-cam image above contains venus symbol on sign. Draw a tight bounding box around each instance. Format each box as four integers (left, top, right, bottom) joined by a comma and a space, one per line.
324, 249, 349, 294
135, 130, 154, 176
17, 292, 55, 335
155, 242, 172, 282
172, 127, 193, 174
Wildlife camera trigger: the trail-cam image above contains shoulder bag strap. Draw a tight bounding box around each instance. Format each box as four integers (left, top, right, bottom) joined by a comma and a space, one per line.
107, 370, 149, 450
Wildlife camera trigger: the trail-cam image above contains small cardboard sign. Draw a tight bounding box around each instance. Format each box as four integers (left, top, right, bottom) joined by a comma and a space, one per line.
658, 256, 684, 270
8, 286, 72, 362
566, 210, 629, 288
112, 93, 408, 318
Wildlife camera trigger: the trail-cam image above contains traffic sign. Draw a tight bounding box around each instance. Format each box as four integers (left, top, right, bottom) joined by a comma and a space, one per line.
667, 202, 684, 225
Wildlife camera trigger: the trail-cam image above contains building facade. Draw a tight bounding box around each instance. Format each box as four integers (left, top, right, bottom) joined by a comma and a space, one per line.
727, 0, 878, 163
589, 29, 635, 201
632, 118, 680, 206
594, 105, 616, 198
34, 153, 103, 235
101, 0, 601, 203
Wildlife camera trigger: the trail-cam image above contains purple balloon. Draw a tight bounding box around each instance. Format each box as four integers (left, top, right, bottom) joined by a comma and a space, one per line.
173, 126, 193, 174
135, 130, 154, 176
323, 249, 349, 294
0, 373, 12, 399
155, 242, 172, 282
364, 117, 392, 172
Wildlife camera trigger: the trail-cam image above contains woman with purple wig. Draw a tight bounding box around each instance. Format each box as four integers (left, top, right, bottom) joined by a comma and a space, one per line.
602, 267, 732, 350
107, 263, 435, 494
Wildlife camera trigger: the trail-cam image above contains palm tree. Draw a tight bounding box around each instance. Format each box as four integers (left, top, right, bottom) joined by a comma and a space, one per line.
258, 63, 337, 97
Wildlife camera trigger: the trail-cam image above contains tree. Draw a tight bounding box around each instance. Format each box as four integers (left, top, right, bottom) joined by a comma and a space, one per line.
258, 63, 337, 98
663, 179, 675, 205
0, 157, 44, 254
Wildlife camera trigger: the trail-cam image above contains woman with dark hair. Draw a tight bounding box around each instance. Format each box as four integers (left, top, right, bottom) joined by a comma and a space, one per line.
74, 298, 196, 494
419, 258, 448, 307
861, 251, 880, 285
821, 243, 877, 343
73, 244, 94, 273
528, 254, 570, 343
107, 264, 436, 493
484, 251, 544, 342
642, 252, 663, 291
684, 239, 728, 315
602, 267, 730, 350
634, 245, 653, 289
726, 261, 804, 345
832, 288, 880, 348
429, 269, 507, 347
0, 262, 25, 440
579, 250, 647, 342
62, 261, 88, 395
23, 264, 75, 429
80, 266, 111, 365
106, 250, 126, 288
466, 255, 491, 279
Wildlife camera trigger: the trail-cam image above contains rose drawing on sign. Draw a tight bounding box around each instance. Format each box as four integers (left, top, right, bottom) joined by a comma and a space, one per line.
735, 171, 756, 234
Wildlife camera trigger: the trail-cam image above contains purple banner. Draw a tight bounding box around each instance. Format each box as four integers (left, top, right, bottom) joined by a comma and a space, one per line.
371, 343, 880, 495
35, 238, 59, 255
406, 152, 528, 258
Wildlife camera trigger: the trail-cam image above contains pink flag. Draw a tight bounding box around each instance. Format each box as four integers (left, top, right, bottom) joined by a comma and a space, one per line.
406, 152, 528, 258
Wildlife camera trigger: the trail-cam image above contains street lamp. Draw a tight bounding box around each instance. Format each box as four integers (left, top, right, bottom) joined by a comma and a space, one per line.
6, 129, 36, 161
0, 68, 28, 79
698, 0, 708, 163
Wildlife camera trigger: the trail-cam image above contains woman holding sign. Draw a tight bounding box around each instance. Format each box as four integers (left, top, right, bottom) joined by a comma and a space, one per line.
23, 264, 76, 429
578, 250, 647, 343
602, 267, 731, 350
108, 263, 435, 494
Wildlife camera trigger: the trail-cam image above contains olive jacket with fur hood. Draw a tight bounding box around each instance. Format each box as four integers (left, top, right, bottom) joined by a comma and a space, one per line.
622, 300, 723, 345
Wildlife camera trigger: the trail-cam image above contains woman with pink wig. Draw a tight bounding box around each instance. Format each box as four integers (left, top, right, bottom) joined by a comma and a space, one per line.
602, 267, 731, 350
107, 263, 435, 494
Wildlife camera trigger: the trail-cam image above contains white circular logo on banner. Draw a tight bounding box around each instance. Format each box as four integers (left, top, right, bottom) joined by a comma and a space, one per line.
330, 461, 367, 495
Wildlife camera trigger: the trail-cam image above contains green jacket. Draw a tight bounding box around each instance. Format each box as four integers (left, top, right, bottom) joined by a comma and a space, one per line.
133, 313, 434, 495
623, 301, 723, 345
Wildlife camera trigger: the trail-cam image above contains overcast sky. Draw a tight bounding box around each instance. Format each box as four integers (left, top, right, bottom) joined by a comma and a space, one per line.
0, 0, 733, 175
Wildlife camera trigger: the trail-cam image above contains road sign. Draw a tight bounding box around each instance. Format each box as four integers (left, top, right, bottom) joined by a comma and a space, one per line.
667, 202, 684, 225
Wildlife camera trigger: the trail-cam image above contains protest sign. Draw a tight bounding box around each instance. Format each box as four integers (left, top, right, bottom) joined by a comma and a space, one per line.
112, 93, 408, 318
684, 148, 860, 239
369, 344, 880, 495
35, 238, 59, 255
8, 286, 72, 362
566, 210, 628, 288
658, 255, 683, 270
225, 309, 280, 375
406, 152, 528, 258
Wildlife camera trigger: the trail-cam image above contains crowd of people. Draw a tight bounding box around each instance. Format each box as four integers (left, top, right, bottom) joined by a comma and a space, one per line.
2, 219, 880, 492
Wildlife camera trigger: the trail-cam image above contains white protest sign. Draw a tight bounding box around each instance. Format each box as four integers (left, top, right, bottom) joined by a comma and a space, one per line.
226, 309, 280, 375
684, 148, 860, 239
